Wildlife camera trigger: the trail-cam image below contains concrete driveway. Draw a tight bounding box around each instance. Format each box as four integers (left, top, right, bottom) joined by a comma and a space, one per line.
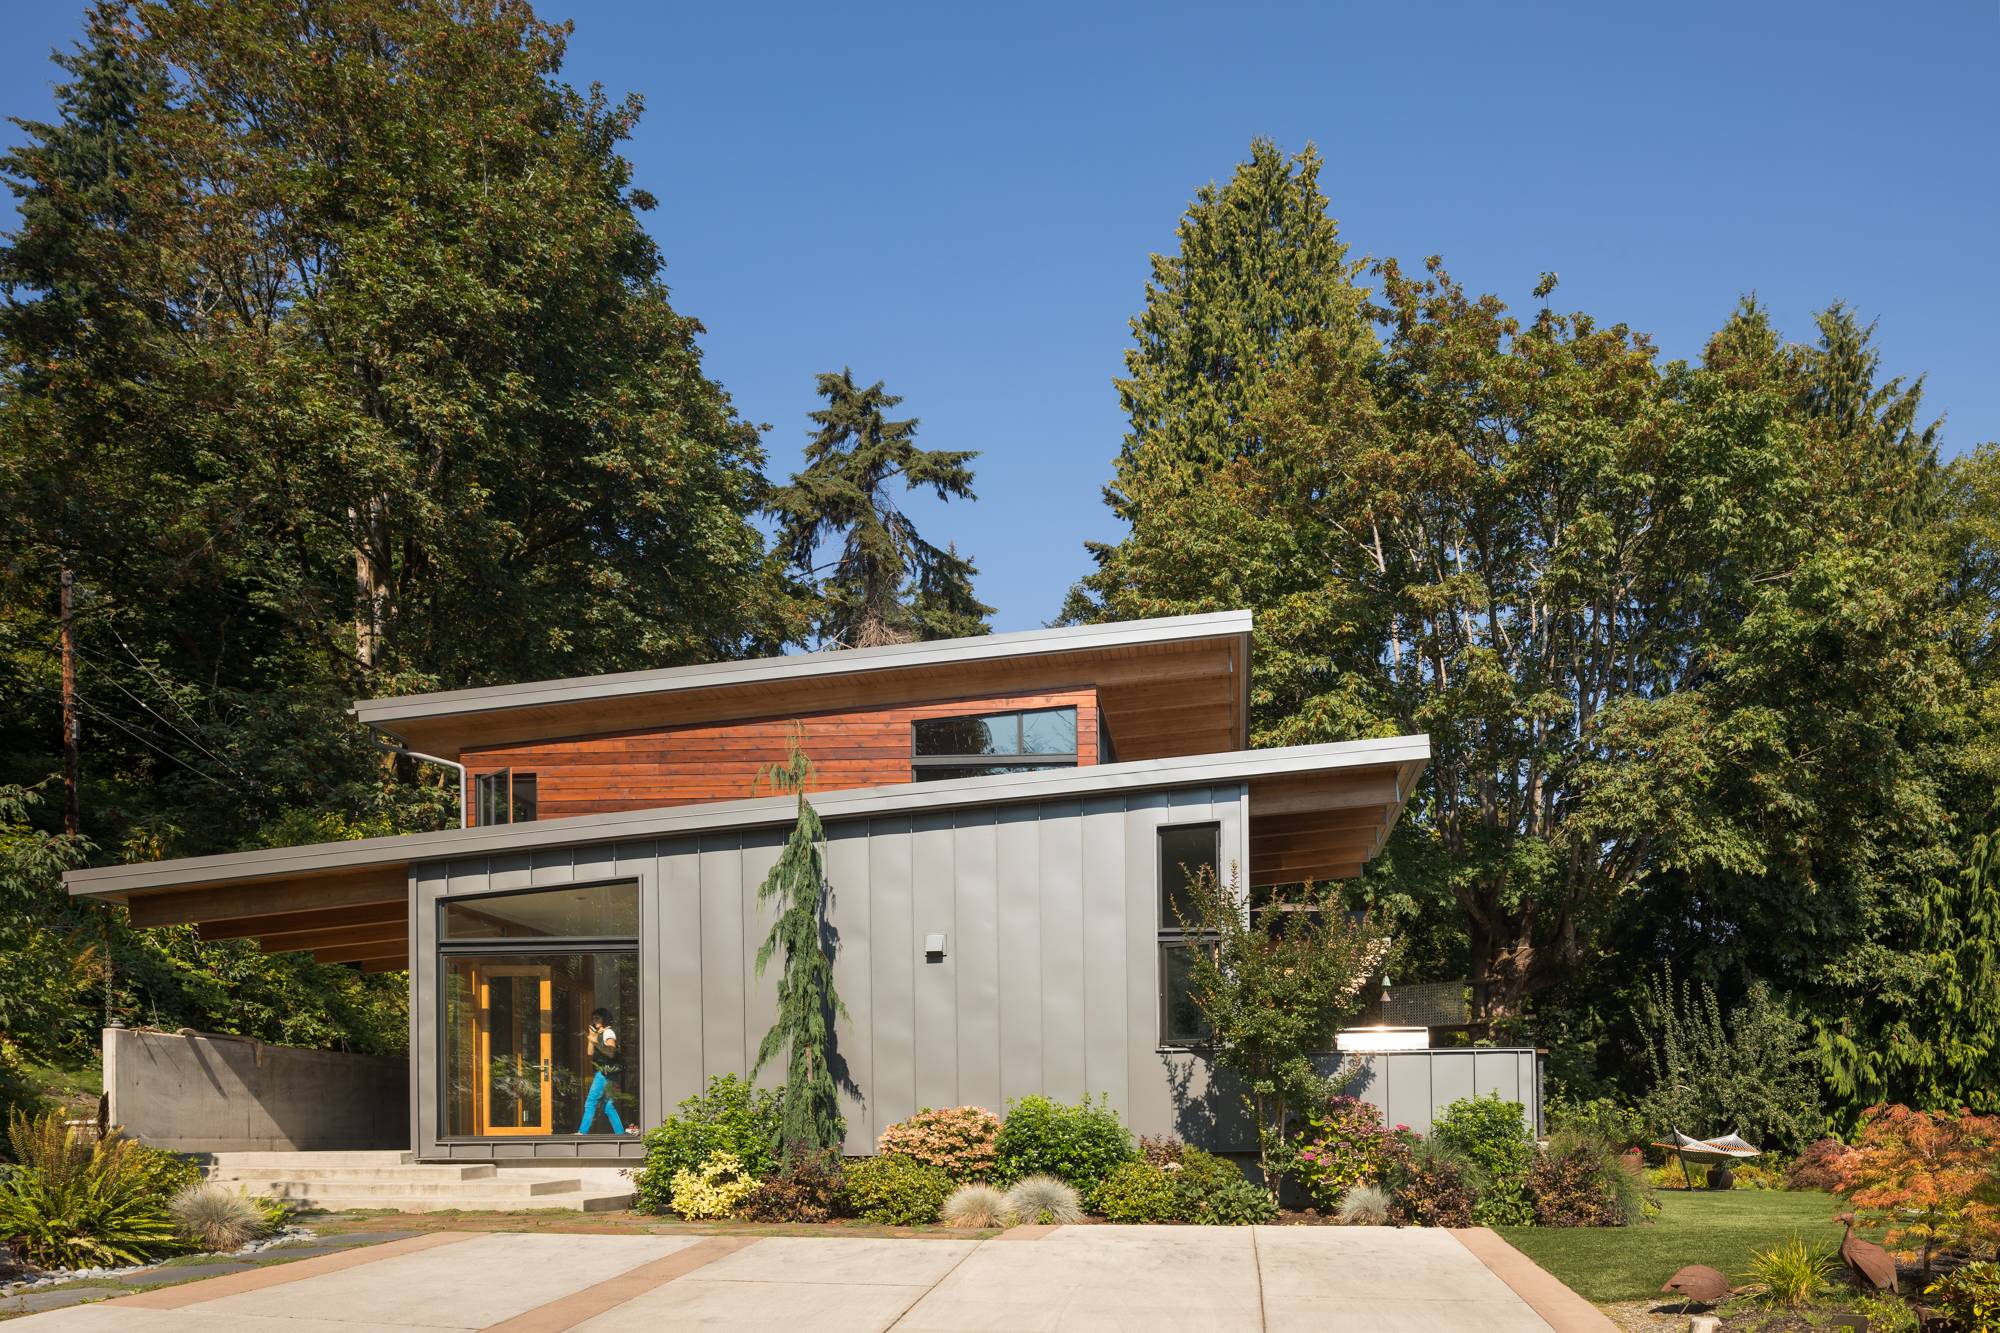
5, 1226, 1612, 1332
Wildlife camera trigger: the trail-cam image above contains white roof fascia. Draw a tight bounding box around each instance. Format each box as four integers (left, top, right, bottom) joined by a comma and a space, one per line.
349, 611, 1254, 729
66, 734, 1427, 899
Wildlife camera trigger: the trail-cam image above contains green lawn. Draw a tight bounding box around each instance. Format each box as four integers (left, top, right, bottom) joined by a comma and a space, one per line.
1495, 1190, 1861, 1304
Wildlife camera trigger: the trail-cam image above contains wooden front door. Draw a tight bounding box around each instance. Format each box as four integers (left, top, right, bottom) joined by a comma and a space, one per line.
470, 964, 553, 1135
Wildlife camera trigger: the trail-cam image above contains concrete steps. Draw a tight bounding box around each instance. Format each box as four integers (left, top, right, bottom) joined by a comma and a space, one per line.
202, 1151, 635, 1214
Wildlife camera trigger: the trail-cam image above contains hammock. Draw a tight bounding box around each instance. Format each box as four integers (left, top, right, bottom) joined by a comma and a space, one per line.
1651, 1130, 1763, 1166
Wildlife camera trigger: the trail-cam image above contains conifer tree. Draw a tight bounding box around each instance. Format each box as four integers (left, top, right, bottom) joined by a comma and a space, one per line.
751, 737, 848, 1153
1108, 138, 1369, 519
770, 370, 992, 648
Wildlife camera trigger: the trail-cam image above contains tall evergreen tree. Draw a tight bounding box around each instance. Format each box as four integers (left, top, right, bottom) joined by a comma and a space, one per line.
1107, 138, 1369, 520
751, 738, 848, 1153
770, 370, 991, 648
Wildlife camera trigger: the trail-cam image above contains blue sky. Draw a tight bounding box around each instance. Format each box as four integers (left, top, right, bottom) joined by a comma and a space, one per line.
5, 2, 1995, 632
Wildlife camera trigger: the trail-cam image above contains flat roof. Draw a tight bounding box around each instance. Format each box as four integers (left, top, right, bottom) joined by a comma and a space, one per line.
351, 610, 1253, 730
66, 734, 1427, 902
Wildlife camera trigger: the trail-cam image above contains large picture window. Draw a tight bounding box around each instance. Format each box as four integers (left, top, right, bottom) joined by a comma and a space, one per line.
911, 706, 1077, 781
1158, 823, 1220, 1046
439, 882, 638, 1139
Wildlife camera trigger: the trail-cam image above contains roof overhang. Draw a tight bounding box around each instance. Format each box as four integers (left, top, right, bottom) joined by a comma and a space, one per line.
349, 611, 1256, 762
65, 735, 1427, 969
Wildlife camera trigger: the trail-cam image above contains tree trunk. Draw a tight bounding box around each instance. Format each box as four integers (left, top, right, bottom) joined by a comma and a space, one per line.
352, 497, 389, 669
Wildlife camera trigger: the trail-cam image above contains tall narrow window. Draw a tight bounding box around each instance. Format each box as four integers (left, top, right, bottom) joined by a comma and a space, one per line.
474, 769, 537, 825
911, 707, 1077, 781
1158, 823, 1220, 1046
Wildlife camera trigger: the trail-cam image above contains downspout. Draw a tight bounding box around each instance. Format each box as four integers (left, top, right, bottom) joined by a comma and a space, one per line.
368, 728, 469, 829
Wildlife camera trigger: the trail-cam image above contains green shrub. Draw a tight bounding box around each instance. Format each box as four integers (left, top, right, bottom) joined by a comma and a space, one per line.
0, 1111, 187, 1269
1091, 1161, 1179, 1223
1388, 1141, 1476, 1227
876, 1106, 1000, 1182
735, 1149, 848, 1223
993, 1094, 1134, 1192
1179, 1173, 1277, 1224
1852, 1292, 1920, 1333
669, 1151, 758, 1220
1925, 1261, 2000, 1333
845, 1153, 952, 1226
1742, 1235, 1837, 1309
1434, 1093, 1534, 1225
0, 1037, 46, 1123
1171, 1148, 1274, 1224
1295, 1096, 1395, 1209
632, 1074, 780, 1214
1543, 1094, 1646, 1150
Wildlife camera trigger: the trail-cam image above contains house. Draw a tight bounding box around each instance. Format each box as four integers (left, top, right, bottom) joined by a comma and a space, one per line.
67, 611, 1437, 1163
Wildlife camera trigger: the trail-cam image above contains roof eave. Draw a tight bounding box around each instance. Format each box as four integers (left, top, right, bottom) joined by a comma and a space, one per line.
66, 733, 1426, 901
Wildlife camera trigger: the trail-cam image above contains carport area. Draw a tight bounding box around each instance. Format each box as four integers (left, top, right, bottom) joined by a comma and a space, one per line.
5, 1224, 1612, 1332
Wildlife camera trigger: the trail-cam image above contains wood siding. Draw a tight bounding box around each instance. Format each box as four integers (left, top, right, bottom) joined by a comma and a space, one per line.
461, 690, 1099, 823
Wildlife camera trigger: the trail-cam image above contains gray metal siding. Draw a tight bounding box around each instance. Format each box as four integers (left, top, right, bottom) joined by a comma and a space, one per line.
410, 783, 1250, 1160
1335, 1048, 1543, 1139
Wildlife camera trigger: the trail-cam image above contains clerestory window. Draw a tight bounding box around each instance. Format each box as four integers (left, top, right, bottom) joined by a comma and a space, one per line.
910, 707, 1077, 781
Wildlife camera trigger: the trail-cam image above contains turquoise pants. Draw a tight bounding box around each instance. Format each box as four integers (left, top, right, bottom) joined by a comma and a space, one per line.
579, 1069, 624, 1134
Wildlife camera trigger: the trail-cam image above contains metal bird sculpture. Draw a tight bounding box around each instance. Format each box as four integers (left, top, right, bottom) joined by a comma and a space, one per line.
1661, 1264, 1730, 1310
1836, 1213, 1897, 1292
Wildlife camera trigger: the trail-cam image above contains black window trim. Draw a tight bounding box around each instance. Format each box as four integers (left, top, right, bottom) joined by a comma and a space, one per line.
433, 877, 642, 1145
1157, 821, 1222, 1048
909, 705, 1079, 777
473, 768, 538, 826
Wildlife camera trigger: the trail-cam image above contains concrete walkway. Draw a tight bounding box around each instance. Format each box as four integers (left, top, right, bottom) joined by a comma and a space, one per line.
4, 1226, 1614, 1332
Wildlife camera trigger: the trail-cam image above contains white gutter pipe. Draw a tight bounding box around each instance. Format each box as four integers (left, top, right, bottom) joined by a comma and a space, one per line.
368, 728, 469, 828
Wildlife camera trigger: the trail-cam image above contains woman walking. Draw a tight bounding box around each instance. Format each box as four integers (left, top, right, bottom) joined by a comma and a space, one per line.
578, 1007, 630, 1134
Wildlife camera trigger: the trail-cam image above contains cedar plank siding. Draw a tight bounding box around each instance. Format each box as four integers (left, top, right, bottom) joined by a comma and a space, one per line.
462, 689, 1099, 823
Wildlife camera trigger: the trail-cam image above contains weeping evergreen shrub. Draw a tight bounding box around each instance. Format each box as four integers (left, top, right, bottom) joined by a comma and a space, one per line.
752, 737, 848, 1155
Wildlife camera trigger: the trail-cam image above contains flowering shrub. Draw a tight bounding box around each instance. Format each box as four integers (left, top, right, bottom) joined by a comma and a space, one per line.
877, 1106, 1001, 1182
1834, 1104, 2000, 1275
669, 1151, 758, 1220
1294, 1097, 1399, 1209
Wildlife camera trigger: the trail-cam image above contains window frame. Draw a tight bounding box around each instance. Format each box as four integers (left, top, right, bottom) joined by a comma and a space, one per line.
472, 768, 537, 826
908, 706, 1079, 781
1156, 821, 1222, 1048
433, 879, 641, 1144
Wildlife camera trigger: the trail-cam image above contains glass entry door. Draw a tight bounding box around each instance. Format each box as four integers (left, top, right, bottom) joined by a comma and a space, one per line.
470, 964, 553, 1135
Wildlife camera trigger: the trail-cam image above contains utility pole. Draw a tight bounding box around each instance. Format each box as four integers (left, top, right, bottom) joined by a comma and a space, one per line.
60, 565, 80, 835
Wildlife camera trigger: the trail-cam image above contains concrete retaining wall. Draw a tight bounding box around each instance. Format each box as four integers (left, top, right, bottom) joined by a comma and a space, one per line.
104, 1026, 408, 1152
